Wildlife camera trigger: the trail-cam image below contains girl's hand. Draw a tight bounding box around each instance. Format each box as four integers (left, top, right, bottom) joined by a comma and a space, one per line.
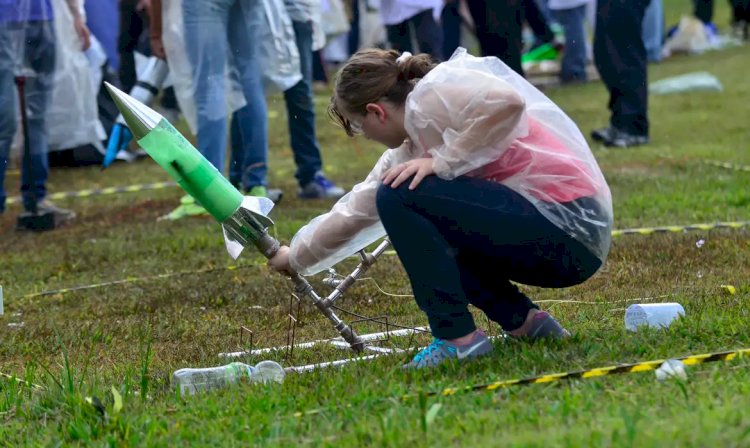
381, 158, 435, 190
268, 245, 293, 276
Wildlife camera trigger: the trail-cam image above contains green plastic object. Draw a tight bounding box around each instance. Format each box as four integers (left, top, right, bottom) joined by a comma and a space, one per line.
522, 43, 559, 64
138, 120, 243, 222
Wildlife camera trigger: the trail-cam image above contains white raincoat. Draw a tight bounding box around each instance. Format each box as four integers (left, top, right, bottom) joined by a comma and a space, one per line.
289, 48, 613, 276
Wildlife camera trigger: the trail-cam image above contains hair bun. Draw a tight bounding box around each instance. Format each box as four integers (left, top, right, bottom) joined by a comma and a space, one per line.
397, 53, 436, 82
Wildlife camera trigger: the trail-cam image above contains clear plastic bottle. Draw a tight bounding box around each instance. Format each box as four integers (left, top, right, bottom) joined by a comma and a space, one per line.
172, 361, 285, 395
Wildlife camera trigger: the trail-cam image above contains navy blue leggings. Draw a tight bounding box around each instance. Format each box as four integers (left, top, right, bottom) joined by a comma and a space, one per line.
376, 176, 602, 339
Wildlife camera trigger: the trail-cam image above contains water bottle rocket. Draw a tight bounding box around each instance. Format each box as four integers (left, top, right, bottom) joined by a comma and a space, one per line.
104, 82, 365, 352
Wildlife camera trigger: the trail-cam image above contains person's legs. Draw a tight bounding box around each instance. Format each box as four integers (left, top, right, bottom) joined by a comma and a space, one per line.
454, 249, 538, 332
412, 9, 444, 60
694, 0, 714, 24
554, 5, 588, 82
0, 23, 19, 214
593, 0, 650, 141
226, 0, 268, 190
21, 20, 56, 211
466, 0, 524, 76
442, 1, 461, 59
642, 0, 664, 63
376, 175, 602, 339
348, 0, 360, 55
118, 0, 145, 92
386, 19, 413, 54
284, 20, 322, 187
183, 0, 231, 173
227, 0, 270, 191
523, 0, 555, 46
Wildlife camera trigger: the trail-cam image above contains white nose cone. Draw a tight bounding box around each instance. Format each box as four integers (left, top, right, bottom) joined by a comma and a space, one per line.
104, 81, 163, 139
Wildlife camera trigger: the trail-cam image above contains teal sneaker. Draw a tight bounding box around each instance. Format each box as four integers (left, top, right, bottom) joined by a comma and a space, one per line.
404, 330, 493, 369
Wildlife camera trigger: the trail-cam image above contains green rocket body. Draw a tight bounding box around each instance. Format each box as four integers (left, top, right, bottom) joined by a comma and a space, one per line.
137, 119, 243, 222
105, 81, 243, 223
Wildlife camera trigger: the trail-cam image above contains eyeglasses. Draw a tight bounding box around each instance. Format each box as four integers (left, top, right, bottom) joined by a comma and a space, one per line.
349, 119, 364, 135
349, 109, 371, 135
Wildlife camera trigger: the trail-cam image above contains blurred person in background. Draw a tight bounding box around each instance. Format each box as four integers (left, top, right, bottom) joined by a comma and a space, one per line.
380, 0, 444, 59
229, 0, 346, 201
466, 0, 524, 75
0, 0, 90, 223
591, 0, 650, 148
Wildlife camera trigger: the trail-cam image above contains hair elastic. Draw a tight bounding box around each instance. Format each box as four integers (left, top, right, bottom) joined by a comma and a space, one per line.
396, 51, 413, 65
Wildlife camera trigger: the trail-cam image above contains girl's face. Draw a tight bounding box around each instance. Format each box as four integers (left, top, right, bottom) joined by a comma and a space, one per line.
347, 101, 409, 149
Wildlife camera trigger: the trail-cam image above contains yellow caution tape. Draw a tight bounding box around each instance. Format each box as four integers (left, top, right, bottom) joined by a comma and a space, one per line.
703, 160, 750, 173
5, 181, 178, 205
419, 348, 749, 398
295, 348, 750, 418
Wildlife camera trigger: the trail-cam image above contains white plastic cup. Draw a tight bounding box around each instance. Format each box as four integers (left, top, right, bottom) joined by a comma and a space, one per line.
625, 303, 685, 331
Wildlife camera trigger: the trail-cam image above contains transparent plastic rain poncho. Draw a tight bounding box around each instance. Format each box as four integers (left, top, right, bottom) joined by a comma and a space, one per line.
48, 0, 106, 152
289, 48, 613, 276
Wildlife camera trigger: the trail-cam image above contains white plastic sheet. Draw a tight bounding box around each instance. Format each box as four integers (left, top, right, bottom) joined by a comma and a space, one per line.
259, 0, 302, 93
47, 0, 106, 152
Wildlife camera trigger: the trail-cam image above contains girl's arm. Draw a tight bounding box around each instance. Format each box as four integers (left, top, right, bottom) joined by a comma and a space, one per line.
288, 146, 411, 276
406, 66, 528, 179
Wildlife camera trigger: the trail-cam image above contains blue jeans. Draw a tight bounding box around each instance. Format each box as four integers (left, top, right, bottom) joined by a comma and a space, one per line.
442, 1, 461, 60
284, 20, 324, 187
0, 20, 56, 213
230, 20, 322, 189
376, 176, 602, 339
554, 5, 588, 82
642, 0, 663, 63
182, 0, 267, 184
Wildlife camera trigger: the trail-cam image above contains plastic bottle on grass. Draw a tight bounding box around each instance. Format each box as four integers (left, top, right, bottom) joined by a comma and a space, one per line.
172, 361, 285, 395
625, 303, 685, 331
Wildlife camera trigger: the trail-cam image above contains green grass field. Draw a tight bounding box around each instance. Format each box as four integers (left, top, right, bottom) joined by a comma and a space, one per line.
2, 2, 750, 445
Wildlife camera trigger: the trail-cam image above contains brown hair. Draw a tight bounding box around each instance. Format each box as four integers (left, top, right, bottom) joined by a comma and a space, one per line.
328, 49, 437, 136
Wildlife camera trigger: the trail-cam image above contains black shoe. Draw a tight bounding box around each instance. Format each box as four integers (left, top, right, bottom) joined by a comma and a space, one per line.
591, 127, 614, 142
603, 128, 649, 148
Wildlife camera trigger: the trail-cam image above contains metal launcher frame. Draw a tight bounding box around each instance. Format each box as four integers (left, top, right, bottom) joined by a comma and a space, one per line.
223, 204, 394, 353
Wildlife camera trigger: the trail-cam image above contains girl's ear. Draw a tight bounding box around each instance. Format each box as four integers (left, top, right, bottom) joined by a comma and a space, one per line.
365, 103, 387, 123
